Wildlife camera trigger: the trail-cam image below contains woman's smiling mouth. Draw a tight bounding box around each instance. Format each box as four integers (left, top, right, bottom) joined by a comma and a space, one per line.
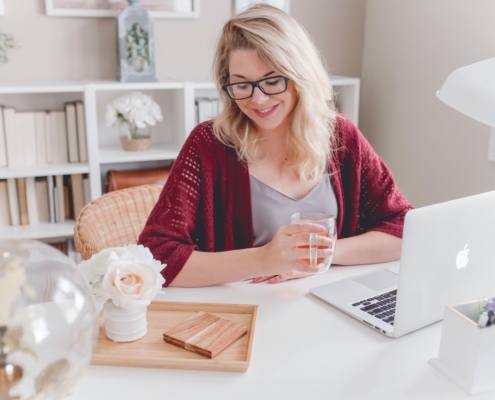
252, 104, 279, 118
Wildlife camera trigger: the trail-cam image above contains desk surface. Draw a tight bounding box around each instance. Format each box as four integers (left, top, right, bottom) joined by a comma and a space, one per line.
71, 262, 484, 400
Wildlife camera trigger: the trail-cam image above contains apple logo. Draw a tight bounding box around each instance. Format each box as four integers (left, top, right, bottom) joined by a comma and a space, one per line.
456, 243, 470, 269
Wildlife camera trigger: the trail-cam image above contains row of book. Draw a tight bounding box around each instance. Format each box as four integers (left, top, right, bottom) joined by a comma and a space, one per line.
0, 174, 90, 227
0, 102, 88, 168
195, 97, 221, 125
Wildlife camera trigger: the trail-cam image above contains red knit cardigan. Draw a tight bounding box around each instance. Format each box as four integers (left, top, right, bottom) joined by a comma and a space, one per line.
138, 116, 414, 286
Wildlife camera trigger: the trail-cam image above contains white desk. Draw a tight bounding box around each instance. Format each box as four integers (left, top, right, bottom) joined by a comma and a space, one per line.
71, 262, 484, 400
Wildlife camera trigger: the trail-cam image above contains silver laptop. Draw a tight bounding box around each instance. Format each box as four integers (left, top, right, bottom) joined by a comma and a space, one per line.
310, 190, 495, 338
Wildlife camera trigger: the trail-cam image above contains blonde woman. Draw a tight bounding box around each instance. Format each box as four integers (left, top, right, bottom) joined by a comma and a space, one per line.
138, 4, 413, 287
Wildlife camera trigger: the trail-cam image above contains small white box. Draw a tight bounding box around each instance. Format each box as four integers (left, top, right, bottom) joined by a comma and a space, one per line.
430, 300, 495, 395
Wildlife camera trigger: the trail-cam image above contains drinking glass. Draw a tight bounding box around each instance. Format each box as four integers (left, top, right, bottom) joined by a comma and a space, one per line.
291, 212, 337, 273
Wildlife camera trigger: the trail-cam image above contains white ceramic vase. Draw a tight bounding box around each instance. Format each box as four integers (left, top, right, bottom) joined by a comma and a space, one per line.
103, 300, 147, 343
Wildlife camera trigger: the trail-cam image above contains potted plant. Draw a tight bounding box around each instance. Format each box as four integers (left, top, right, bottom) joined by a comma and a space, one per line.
78, 244, 166, 342
127, 22, 149, 73
0, 28, 19, 65
106, 91, 163, 151
430, 297, 495, 395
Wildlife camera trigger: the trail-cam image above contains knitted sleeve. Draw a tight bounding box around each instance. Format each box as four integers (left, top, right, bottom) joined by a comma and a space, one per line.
338, 117, 414, 238
137, 123, 214, 286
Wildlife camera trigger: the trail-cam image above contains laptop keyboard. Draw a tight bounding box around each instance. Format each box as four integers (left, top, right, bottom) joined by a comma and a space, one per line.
351, 289, 397, 325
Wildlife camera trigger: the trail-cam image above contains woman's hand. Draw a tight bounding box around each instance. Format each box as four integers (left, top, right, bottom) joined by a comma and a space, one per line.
256, 222, 333, 277
252, 270, 314, 284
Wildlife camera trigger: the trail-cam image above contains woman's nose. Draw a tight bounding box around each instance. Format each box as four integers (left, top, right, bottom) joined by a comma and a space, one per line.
250, 86, 269, 105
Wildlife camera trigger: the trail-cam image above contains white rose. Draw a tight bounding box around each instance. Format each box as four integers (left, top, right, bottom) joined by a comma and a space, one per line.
102, 261, 165, 309
106, 92, 163, 130
128, 104, 155, 128
78, 244, 166, 307
79, 248, 118, 282
149, 101, 163, 122
112, 93, 137, 115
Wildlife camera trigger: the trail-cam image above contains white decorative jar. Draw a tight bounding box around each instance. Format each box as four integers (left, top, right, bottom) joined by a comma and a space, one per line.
103, 301, 147, 343
430, 300, 495, 395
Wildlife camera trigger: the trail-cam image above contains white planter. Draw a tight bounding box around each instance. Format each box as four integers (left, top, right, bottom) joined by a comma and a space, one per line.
103, 301, 148, 343
430, 300, 495, 395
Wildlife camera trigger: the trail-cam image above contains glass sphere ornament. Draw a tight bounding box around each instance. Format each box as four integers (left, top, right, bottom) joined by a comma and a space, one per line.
0, 239, 98, 400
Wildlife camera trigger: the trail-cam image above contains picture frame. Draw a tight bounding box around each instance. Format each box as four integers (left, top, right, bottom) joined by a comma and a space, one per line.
45, 0, 200, 19
117, 4, 157, 82
234, 0, 290, 14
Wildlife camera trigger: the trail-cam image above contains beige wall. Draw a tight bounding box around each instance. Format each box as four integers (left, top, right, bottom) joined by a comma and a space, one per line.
4, 0, 492, 208
291, 0, 366, 78
360, 0, 495, 207
0, 0, 366, 82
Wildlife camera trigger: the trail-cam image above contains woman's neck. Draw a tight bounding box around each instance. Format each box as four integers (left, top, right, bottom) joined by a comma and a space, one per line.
255, 121, 290, 160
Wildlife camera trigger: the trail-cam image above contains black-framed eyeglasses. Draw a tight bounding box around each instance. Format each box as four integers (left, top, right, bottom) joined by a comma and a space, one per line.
222, 75, 290, 100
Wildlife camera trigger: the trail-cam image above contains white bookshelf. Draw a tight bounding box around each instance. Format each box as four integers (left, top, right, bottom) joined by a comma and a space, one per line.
0, 163, 90, 180
0, 221, 76, 240
0, 76, 360, 241
99, 145, 182, 164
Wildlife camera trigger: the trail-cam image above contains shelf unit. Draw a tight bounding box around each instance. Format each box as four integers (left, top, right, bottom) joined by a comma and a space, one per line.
0, 76, 360, 241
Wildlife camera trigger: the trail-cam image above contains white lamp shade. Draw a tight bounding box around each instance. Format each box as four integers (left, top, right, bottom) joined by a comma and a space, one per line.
436, 57, 495, 127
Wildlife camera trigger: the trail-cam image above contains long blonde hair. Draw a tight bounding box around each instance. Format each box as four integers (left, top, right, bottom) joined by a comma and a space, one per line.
212, 4, 337, 183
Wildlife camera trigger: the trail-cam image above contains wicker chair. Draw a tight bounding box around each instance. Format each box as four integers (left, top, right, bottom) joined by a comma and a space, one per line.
74, 184, 163, 260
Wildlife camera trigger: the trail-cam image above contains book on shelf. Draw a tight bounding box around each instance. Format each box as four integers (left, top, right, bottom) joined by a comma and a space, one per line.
0, 173, 89, 228
53, 183, 60, 223
0, 102, 88, 169
47, 175, 55, 223
3, 108, 22, 168
83, 174, 91, 205
0, 180, 11, 226
34, 112, 48, 165
25, 177, 39, 225
49, 240, 68, 256
44, 111, 53, 164
35, 177, 50, 223
71, 173, 85, 220
20, 113, 37, 167
55, 175, 66, 223
7, 178, 20, 226
16, 177, 29, 226
0, 106, 7, 167
64, 175, 71, 220
75, 101, 88, 162
65, 103, 79, 163
50, 111, 69, 164
195, 97, 221, 125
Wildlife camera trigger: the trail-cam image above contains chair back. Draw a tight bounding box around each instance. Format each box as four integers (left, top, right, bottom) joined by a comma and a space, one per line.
74, 184, 162, 260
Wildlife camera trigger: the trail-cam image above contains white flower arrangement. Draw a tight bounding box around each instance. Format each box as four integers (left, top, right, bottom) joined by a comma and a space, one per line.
78, 244, 166, 309
105, 91, 163, 140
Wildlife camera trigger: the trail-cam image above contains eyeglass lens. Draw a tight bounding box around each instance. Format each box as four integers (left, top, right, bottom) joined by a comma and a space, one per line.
227, 76, 287, 99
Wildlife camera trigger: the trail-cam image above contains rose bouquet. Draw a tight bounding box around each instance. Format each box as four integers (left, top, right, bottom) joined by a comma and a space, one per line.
105, 91, 163, 140
78, 244, 166, 342
79, 244, 166, 309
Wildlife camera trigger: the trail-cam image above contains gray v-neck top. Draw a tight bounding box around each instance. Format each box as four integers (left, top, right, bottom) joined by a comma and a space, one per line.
249, 175, 338, 247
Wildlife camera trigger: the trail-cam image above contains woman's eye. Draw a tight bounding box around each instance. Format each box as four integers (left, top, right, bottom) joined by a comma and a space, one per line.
235, 84, 249, 90
265, 78, 281, 86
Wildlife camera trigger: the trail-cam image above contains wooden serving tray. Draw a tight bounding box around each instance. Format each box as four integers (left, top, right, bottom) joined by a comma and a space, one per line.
92, 301, 257, 372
